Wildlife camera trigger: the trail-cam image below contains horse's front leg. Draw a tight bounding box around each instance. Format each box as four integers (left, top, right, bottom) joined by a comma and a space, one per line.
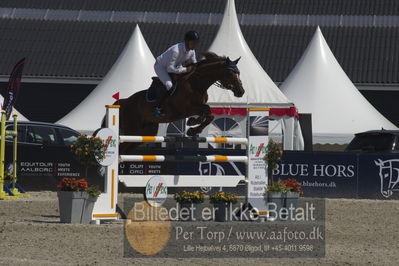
187, 116, 205, 126
186, 104, 214, 136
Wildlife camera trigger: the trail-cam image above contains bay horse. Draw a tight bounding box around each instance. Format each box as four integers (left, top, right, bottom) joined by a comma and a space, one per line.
112, 52, 245, 154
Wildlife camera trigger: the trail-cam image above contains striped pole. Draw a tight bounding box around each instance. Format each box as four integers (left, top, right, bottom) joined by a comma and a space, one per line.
119, 136, 248, 145
120, 155, 248, 163
0, 111, 9, 199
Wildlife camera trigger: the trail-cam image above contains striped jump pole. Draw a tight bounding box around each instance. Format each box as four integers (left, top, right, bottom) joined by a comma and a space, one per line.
119, 136, 248, 145
92, 105, 270, 223
119, 155, 248, 163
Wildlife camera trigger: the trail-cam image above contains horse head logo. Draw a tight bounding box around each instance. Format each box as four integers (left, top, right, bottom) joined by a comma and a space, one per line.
199, 161, 226, 176
374, 159, 399, 198
198, 161, 244, 193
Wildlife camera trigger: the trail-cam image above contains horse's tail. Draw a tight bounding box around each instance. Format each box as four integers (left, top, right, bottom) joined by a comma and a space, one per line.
101, 100, 120, 127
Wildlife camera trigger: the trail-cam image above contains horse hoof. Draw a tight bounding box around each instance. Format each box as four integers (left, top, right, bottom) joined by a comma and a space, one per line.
186, 128, 197, 136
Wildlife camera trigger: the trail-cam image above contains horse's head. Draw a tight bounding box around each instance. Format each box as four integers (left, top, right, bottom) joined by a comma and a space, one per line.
219, 57, 245, 97
202, 52, 245, 97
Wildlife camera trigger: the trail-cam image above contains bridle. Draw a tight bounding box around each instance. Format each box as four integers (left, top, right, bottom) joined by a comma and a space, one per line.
213, 69, 240, 91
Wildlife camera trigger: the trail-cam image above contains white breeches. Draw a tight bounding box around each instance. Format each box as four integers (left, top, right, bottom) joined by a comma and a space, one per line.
154, 62, 173, 90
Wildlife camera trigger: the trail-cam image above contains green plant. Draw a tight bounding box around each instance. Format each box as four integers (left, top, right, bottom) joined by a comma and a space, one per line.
264, 139, 283, 183
87, 186, 101, 198
70, 135, 106, 179
174, 190, 205, 204
265, 181, 288, 193
210, 192, 238, 204
264, 139, 283, 170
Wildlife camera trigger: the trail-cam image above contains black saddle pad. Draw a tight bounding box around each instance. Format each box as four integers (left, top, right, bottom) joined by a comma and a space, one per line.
145, 76, 177, 103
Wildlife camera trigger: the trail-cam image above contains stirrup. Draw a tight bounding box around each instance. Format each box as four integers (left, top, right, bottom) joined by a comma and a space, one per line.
153, 107, 165, 118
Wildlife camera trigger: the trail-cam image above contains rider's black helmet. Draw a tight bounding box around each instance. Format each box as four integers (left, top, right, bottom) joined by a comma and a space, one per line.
184, 31, 199, 41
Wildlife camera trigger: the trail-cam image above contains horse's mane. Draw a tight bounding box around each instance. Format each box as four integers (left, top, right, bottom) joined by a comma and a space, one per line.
182, 52, 226, 80
196, 52, 226, 66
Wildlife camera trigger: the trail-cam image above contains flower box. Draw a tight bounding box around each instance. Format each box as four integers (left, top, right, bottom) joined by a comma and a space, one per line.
57, 191, 88, 224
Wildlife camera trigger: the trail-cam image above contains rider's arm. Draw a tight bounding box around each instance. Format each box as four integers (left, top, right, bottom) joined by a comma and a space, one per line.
187, 50, 197, 65
166, 49, 187, 74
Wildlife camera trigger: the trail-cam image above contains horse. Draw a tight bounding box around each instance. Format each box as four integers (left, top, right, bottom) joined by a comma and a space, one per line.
112, 52, 245, 154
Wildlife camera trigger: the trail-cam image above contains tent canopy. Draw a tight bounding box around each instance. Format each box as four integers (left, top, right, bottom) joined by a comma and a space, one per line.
207, 0, 292, 107
280, 27, 397, 140
57, 25, 155, 131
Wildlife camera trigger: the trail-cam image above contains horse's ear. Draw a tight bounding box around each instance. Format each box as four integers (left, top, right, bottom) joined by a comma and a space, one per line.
233, 57, 241, 64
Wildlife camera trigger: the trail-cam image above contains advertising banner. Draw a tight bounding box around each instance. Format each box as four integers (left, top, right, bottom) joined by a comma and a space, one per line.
246, 110, 269, 212
275, 152, 358, 198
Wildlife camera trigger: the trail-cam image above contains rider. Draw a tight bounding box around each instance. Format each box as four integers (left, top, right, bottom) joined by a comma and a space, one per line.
153, 30, 199, 117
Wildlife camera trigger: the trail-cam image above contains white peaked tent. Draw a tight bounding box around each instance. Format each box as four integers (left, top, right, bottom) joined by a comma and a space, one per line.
207, 0, 291, 106
280, 27, 397, 143
195, 0, 303, 150
57, 25, 155, 131
0, 95, 28, 121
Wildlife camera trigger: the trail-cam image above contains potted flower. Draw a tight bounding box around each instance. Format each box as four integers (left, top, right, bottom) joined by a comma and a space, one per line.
81, 186, 101, 224
265, 181, 288, 221
57, 178, 102, 224
174, 190, 205, 221
210, 192, 238, 222
57, 177, 89, 223
264, 139, 283, 184
281, 178, 303, 209
57, 135, 105, 224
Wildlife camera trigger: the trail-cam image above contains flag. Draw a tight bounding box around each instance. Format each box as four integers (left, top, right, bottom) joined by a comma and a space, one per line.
112, 92, 120, 101
3, 58, 25, 120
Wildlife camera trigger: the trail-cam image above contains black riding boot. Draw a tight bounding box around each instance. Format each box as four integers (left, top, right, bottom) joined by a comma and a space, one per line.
153, 89, 170, 118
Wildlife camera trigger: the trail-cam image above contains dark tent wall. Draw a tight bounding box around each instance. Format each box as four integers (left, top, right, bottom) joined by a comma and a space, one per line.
360, 90, 399, 128
0, 82, 95, 122
0, 1, 399, 126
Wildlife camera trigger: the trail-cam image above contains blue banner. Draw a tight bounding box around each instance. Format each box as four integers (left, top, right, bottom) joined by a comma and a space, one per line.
276, 152, 399, 200
275, 152, 358, 198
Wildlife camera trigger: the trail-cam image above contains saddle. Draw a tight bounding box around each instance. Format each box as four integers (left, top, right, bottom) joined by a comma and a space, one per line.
145, 63, 197, 103
145, 74, 178, 103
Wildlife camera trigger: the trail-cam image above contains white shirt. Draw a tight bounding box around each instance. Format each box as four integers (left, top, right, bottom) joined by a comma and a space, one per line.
156, 42, 197, 74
